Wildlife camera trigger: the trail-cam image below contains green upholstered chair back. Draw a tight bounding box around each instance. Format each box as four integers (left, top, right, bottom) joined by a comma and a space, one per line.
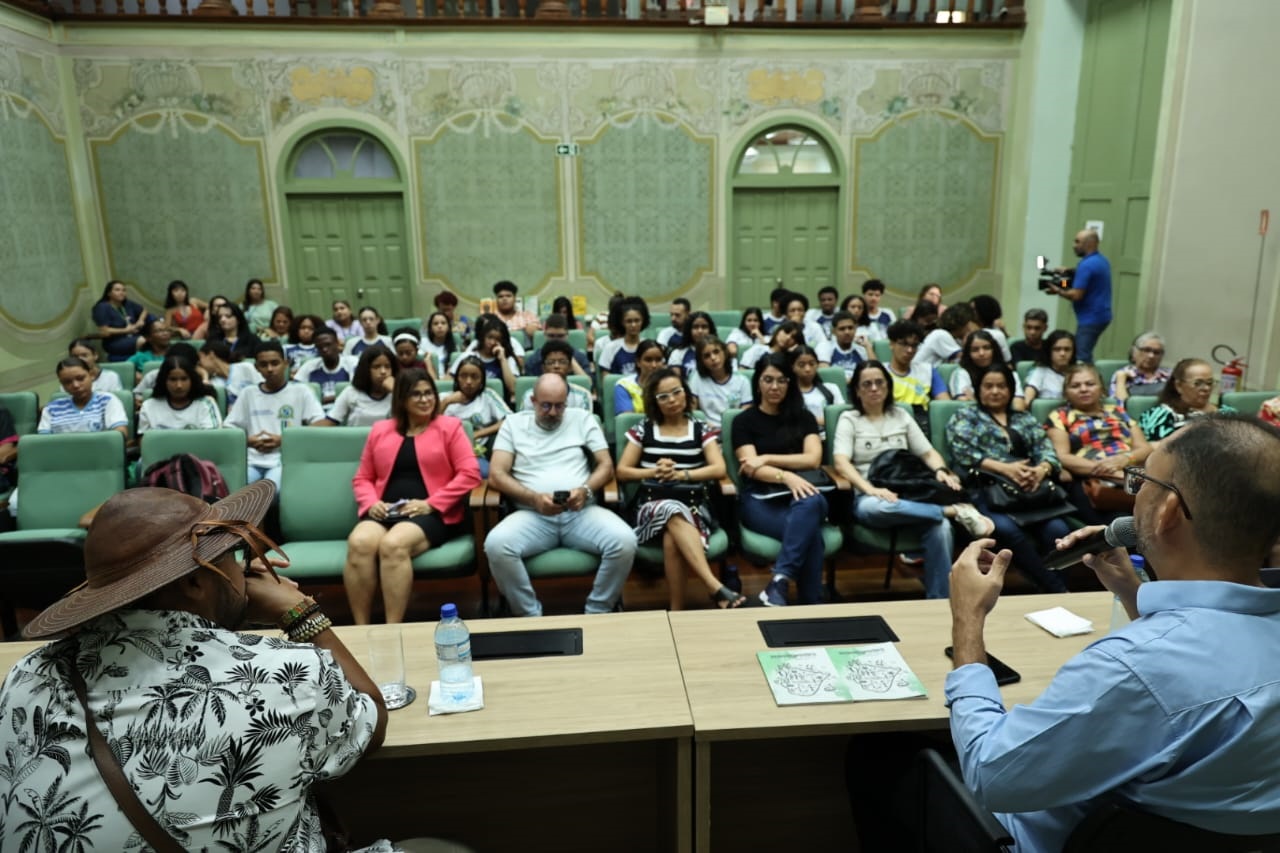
936, 363, 958, 386
709, 311, 742, 335
1122, 395, 1162, 424
817, 368, 849, 403
927, 400, 973, 469
873, 339, 892, 362
1015, 360, 1036, 382
1222, 391, 1277, 418
0, 391, 39, 437
279, 426, 369, 541
601, 373, 625, 444
531, 329, 588, 352
16, 432, 126, 529
140, 428, 249, 492
1095, 359, 1129, 390
384, 318, 421, 334
823, 404, 853, 465
719, 408, 745, 494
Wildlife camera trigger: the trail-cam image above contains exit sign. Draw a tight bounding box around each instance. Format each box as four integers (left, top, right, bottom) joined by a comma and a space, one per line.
555, 143, 580, 157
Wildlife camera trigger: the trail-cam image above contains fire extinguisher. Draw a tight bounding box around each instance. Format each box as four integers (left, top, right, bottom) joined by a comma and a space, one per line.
1213, 344, 1246, 400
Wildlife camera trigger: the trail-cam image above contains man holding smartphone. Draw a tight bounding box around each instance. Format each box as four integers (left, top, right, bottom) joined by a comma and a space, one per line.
484, 374, 635, 616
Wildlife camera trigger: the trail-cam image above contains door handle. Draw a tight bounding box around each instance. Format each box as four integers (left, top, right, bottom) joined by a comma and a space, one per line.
357, 287, 365, 298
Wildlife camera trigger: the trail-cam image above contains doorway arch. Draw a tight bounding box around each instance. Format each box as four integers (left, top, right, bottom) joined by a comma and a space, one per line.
281, 127, 413, 320
727, 122, 843, 309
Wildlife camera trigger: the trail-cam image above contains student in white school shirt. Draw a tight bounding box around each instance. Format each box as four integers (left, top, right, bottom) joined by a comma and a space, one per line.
816, 311, 869, 382
223, 341, 324, 489
137, 355, 222, 434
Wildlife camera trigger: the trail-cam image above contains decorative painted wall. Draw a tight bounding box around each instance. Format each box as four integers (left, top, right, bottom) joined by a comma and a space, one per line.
63, 49, 1012, 315
0, 44, 84, 330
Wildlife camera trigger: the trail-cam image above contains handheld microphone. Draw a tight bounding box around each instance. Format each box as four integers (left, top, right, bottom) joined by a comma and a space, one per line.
1043, 516, 1138, 571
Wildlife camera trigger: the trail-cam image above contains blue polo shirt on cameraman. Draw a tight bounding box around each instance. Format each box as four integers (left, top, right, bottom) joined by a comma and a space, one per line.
1071, 251, 1113, 326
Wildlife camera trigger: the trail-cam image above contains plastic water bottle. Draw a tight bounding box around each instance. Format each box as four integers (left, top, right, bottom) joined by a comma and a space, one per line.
1109, 554, 1150, 631
434, 603, 474, 703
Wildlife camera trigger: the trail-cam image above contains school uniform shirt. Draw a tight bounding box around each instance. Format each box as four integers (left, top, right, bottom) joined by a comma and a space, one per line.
295, 356, 359, 410
657, 326, 683, 348
799, 382, 845, 435
225, 361, 266, 407
599, 338, 641, 375
449, 351, 519, 386
800, 320, 827, 348
37, 393, 128, 434
342, 334, 393, 358
815, 340, 868, 381
889, 361, 946, 410
1025, 366, 1066, 401
737, 343, 772, 370
687, 371, 751, 428
223, 382, 324, 468
866, 307, 896, 332
914, 328, 962, 367
805, 308, 837, 340
726, 328, 760, 353
419, 339, 455, 377
667, 346, 696, 375
327, 386, 392, 426
92, 370, 122, 393
443, 388, 512, 441
285, 342, 317, 370
138, 395, 222, 433
761, 312, 787, 335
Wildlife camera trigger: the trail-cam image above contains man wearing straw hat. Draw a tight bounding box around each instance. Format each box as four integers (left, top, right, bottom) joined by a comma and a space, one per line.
0, 481, 387, 851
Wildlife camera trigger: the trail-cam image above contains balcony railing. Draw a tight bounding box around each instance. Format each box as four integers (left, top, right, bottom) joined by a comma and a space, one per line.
7, 0, 1025, 27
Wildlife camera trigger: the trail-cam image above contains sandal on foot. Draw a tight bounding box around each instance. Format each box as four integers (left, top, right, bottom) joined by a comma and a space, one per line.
711, 585, 748, 609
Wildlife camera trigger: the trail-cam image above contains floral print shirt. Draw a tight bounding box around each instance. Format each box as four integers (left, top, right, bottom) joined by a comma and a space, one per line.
1047, 403, 1136, 458
945, 405, 1061, 481
0, 609, 378, 852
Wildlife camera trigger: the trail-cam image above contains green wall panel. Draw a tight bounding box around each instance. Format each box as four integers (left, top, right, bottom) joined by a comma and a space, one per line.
416, 126, 560, 296
579, 119, 713, 298
0, 105, 84, 327
853, 111, 998, 291
93, 117, 274, 294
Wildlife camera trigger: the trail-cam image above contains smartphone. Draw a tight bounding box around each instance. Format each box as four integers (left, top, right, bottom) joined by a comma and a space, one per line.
385, 499, 408, 519
553, 490, 570, 506
945, 646, 1021, 686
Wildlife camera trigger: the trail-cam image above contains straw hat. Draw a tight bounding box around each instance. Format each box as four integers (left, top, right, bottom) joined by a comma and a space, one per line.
23, 481, 277, 639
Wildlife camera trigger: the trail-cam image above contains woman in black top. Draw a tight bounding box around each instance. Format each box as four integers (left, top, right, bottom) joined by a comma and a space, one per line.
731, 353, 828, 606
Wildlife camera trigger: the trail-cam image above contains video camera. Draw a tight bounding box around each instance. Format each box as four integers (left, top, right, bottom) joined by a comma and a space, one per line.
1036, 256, 1072, 294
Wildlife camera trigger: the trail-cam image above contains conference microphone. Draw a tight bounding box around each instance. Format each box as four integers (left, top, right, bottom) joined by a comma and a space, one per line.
1043, 516, 1139, 572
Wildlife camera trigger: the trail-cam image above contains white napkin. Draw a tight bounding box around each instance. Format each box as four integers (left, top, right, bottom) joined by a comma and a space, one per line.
1025, 606, 1094, 638
427, 676, 485, 715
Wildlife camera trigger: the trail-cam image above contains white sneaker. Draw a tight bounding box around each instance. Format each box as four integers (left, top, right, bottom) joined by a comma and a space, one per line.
951, 502, 995, 538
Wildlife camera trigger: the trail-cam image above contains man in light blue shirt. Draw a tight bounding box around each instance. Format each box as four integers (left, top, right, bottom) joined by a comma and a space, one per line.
946, 415, 1280, 851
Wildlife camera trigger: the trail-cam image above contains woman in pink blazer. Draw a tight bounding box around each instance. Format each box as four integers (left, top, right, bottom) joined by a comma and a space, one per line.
345, 368, 481, 623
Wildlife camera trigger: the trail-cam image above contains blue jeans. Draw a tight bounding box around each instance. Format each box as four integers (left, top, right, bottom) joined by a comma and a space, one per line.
483, 505, 636, 616
1074, 322, 1110, 364
853, 495, 954, 599
738, 492, 828, 604
247, 464, 282, 493
973, 495, 1069, 593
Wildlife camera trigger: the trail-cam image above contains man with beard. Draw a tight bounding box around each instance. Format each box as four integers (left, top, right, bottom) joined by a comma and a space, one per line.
0, 481, 387, 851
942, 415, 1280, 850
1053, 228, 1113, 363
484, 374, 635, 616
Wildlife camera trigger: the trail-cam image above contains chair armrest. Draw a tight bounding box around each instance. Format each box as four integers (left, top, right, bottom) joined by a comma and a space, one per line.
468, 482, 490, 509
718, 475, 737, 497
823, 465, 852, 491
481, 481, 502, 509
602, 479, 620, 505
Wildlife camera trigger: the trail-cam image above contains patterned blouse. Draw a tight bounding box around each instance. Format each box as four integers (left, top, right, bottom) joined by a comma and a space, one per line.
1047, 403, 1136, 459
1110, 365, 1172, 397
1139, 403, 1235, 442
945, 405, 1061, 481
0, 609, 378, 852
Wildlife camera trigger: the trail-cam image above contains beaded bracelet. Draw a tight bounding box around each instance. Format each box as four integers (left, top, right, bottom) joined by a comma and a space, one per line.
278, 596, 318, 630
287, 613, 332, 644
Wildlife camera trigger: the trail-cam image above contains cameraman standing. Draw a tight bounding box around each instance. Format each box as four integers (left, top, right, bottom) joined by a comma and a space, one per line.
1053, 229, 1112, 363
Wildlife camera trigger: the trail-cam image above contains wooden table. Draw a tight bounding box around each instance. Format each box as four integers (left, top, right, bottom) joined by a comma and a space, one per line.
669, 592, 1114, 852
0, 611, 694, 853
330, 610, 694, 851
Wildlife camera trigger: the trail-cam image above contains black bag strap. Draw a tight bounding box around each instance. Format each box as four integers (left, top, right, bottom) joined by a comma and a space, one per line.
66, 655, 185, 853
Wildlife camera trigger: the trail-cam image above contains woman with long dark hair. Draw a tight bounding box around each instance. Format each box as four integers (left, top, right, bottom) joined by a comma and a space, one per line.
345, 368, 481, 623
321, 344, 399, 427
138, 354, 220, 433
92, 280, 149, 361
950, 329, 1026, 410
240, 278, 278, 337
163, 280, 208, 340
731, 353, 829, 606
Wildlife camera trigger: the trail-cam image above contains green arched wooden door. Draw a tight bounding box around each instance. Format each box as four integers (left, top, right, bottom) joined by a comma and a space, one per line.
730, 125, 840, 308
284, 130, 413, 319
